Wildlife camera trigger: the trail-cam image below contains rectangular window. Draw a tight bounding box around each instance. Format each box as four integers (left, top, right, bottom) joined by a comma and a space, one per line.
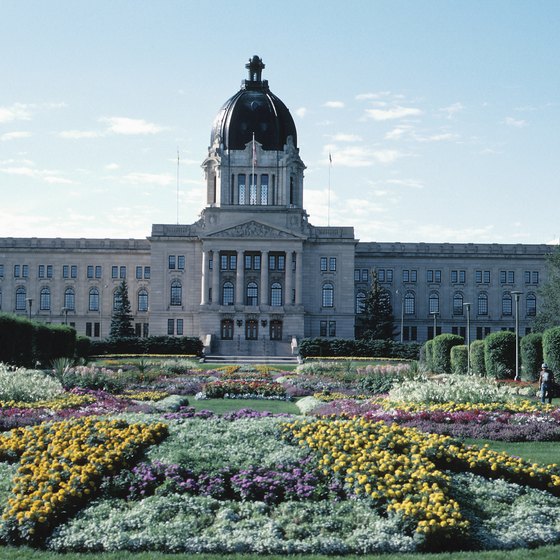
38, 265, 45, 278
177, 255, 185, 270
14, 264, 20, 277
112, 266, 118, 279
452, 326, 467, 338
501, 270, 514, 284
0, 264, 3, 278
93, 322, 100, 337
209, 257, 213, 270
95, 265, 102, 278
63, 265, 69, 278
328, 321, 336, 337
403, 270, 410, 283
245, 255, 252, 270
329, 257, 337, 271
229, 255, 237, 270
86, 322, 92, 337
136, 266, 142, 279
378, 269, 385, 282
524, 270, 531, 284
386, 269, 393, 282
269, 255, 276, 270
427, 270, 434, 283
319, 320, 327, 337
451, 270, 457, 283
167, 319, 174, 335
71, 265, 77, 279
476, 326, 491, 340
119, 266, 126, 279
22, 265, 28, 278
143, 323, 149, 337
221, 255, 228, 270
484, 271, 490, 283
168, 255, 176, 269
87, 265, 94, 279
361, 269, 368, 282
532, 271, 539, 284
176, 319, 184, 336
476, 270, 482, 283
238, 174, 246, 205
135, 323, 142, 337
411, 269, 417, 282
459, 270, 465, 283
320, 257, 327, 271
278, 255, 285, 271
508, 271, 514, 284
435, 270, 441, 283
260, 174, 268, 205
254, 255, 261, 270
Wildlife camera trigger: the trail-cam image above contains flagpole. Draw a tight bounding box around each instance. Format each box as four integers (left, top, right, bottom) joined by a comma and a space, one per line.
176, 147, 180, 224
252, 132, 256, 200
328, 153, 332, 226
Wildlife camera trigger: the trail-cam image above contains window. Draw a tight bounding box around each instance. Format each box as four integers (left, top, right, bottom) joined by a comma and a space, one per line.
361, 269, 368, 282
221, 253, 237, 271
453, 292, 464, 315
14, 264, 21, 277
329, 257, 336, 272
322, 283, 334, 307
238, 174, 246, 204
15, 286, 26, 310
403, 270, 409, 283
476, 326, 491, 340
221, 319, 234, 339
38, 265, 45, 278
168, 255, 176, 269
329, 321, 336, 337
86, 322, 92, 337
502, 293, 512, 316
95, 266, 102, 278
270, 319, 282, 340
452, 326, 466, 338
176, 319, 184, 336
500, 270, 515, 284
402, 326, 418, 341
354, 269, 361, 282
112, 266, 118, 279
404, 291, 415, 315
62, 265, 69, 279
89, 288, 99, 311
356, 291, 366, 314
246, 282, 258, 306
320, 320, 327, 337
138, 289, 148, 312
249, 173, 257, 205
170, 281, 182, 306
526, 293, 537, 316
269, 254, 285, 271
87, 265, 94, 279
177, 255, 185, 270
222, 281, 234, 305
378, 269, 385, 282
167, 319, 174, 336
524, 271, 531, 284
245, 319, 258, 340
270, 282, 282, 306
136, 266, 142, 280
320, 257, 327, 272
475, 270, 491, 284
478, 292, 488, 315
429, 292, 439, 314
0, 264, 3, 278
22, 265, 28, 278
119, 266, 126, 279
70, 265, 77, 279
451, 270, 466, 284
143, 266, 150, 279
427, 269, 442, 283
260, 174, 268, 205
40, 287, 50, 311
244, 254, 261, 270
532, 271, 539, 284
64, 287, 75, 310
525, 271, 539, 284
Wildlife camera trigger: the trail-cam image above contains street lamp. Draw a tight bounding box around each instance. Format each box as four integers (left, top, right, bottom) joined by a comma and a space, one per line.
26, 298, 33, 320
463, 302, 471, 374
430, 311, 439, 339
511, 291, 522, 381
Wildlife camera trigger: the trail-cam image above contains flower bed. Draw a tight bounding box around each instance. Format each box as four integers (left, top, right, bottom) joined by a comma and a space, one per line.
203, 379, 287, 399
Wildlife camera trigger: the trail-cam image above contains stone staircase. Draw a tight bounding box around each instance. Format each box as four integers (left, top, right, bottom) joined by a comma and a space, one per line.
202, 354, 300, 365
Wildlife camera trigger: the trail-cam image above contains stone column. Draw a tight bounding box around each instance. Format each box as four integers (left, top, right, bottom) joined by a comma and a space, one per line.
285, 250, 293, 307
235, 250, 244, 305
200, 250, 209, 305
295, 250, 303, 305
211, 250, 220, 305
261, 251, 269, 305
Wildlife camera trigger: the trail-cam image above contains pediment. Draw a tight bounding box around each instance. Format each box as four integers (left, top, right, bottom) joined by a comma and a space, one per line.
206, 220, 301, 239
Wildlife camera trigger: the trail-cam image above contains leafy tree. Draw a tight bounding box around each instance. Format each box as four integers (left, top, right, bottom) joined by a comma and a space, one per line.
358, 269, 396, 340
109, 280, 135, 339
534, 245, 560, 332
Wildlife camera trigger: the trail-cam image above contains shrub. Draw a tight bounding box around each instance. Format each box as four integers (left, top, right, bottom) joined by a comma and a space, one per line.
470, 340, 486, 377
0, 313, 34, 367
298, 338, 420, 360
89, 336, 203, 356
431, 334, 464, 374
75, 336, 91, 360
0, 363, 64, 402
450, 345, 468, 375
484, 331, 516, 379
543, 326, 560, 375
520, 332, 543, 382
423, 340, 434, 371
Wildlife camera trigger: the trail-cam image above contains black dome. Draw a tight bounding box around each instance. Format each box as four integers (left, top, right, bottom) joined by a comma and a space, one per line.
210, 56, 297, 151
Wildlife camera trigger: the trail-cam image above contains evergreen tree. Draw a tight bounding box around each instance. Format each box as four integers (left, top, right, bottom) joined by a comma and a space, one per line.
359, 269, 396, 340
109, 280, 135, 339
534, 245, 560, 332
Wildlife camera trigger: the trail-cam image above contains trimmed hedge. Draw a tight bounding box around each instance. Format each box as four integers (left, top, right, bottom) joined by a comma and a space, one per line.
0, 313, 76, 367
470, 339, 486, 377
89, 336, 203, 356
298, 338, 420, 360
484, 331, 516, 379
520, 332, 543, 382
423, 340, 434, 371
543, 326, 560, 376
450, 345, 468, 375
431, 334, 464, 374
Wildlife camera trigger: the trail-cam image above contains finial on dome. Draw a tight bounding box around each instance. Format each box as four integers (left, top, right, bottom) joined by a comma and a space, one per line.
246, 55, 265, 82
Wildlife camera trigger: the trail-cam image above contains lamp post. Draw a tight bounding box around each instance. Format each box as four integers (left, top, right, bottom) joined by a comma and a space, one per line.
26, 298, 33, 320
511, 291, 522, 381
396, 289, 404, 343
463, 302, 471, 374
430, 311, 439, 339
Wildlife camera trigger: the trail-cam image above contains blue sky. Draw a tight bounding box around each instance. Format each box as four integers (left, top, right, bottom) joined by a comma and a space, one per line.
1, 0, 559, 244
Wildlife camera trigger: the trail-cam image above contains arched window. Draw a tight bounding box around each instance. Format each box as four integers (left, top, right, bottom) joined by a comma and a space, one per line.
526, 293, 537, 316
429, 292, 439, 314
404, 291, 415, 315
222, 281, 234, 305
270, 282, 282, 306
40, 287, 51, 311
138, 289, 148, 312
64, 287, 75, 310
453, 292, 464, 315
356, 291, 366, 314
502, 292, 512, 316
15, 286, 26, 311
170, 280, 182, 306
322, 283, 334, 307
89, 287, 99, 311
221, 319, 234, 339
478, 292, 488, 316
246, 282, 258, 306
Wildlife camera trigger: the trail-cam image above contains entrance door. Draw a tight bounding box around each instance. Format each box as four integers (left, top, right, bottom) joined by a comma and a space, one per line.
245, 319, 258, 340
270, 320, 283, 340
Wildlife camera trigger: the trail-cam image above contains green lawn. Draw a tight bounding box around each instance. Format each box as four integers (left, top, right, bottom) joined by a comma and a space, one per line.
189, 396, 300, 414
466, 439, 560, 465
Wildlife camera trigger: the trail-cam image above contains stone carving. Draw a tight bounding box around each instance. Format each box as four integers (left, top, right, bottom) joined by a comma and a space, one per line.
208, 221, 294, 239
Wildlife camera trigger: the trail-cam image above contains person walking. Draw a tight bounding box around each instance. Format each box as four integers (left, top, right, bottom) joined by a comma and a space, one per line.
538, 363, 555, 404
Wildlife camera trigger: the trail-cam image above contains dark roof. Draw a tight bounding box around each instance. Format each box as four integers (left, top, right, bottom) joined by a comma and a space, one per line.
210, 56, 297, 151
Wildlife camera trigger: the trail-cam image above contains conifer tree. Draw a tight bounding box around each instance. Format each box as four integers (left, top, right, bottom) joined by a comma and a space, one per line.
534, 245, 560, 332
359, 269, 396, 340
109, 280, 135, 339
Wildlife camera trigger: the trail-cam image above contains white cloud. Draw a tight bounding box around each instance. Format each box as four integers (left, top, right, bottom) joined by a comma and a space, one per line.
439, 102, 464, 119
385, 125, 413, 140
372, 150, 401, 164
0, 163, 74, 184
0, 103, 33, 123
100, 117, 165, 135
105, 163, 120, 170
355, 91, 391, 101
503, 116, 527, 128
331, 133, 362, 142
323, 101, 345, 109
58, 130, 103, 139
295, 107, 307, 118
386, 178, 425, 189
1, 131, 32, 141
365, 106, 423, 121
43, 176, 76, 185
326, 146, 402, 167
122, 172, 174, 186
415, 132, 458, 142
